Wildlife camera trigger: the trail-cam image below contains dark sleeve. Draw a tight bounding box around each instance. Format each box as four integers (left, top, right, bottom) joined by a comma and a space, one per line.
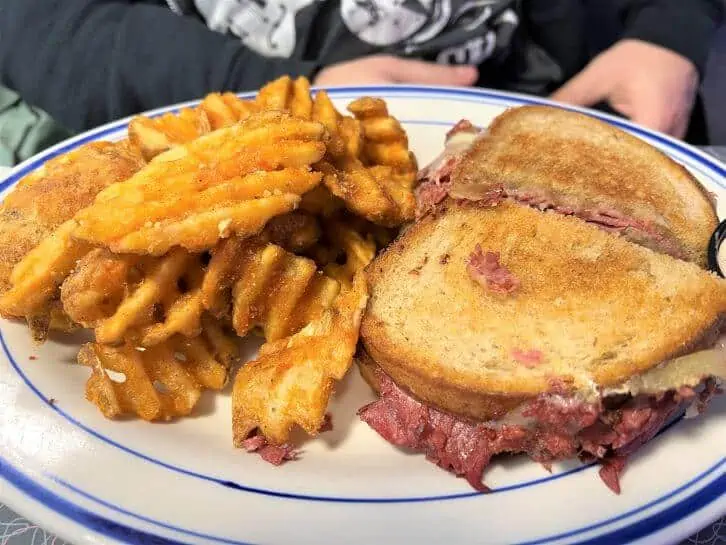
0, 0, 319, 131
615, 0, 724, 76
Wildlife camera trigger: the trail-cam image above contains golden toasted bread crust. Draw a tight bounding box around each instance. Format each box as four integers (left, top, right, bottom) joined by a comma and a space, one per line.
361, 201, 726, 419
357, 348, 526, 421
452, 106, 717, 266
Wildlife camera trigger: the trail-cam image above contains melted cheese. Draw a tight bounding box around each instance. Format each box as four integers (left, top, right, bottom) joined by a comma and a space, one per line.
604, 345, 726, 397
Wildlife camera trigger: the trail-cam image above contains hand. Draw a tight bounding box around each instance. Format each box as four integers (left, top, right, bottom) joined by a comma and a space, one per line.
551, 39, 699, 139
314, 55, 478, 87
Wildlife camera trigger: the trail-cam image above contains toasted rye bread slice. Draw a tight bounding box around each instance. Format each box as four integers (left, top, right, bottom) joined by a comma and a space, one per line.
360, 200, 726, 421
451, 106, 717, 266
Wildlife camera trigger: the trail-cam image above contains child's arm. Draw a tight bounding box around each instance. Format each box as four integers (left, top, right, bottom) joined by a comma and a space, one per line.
614, 0, 723, 76
0, 0, 319, 131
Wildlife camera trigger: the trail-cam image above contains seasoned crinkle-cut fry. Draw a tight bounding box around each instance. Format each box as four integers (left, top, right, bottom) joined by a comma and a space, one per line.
232, 273, 368, 445
299, 185, 345, 218
110, 191, 305, 255
321, 159, 399, 227
307, 96, 418, 227
254, 76, 312, 117
129, 94, 260, 161
201, 237, 340, 336
79, 318, 237, 421
321, 219, 377, 287
72, 112, 327, 254
229, 241, 340, 341
60, 248, 136, 327
138, 262, 205, 346
201, 313, 239, 368
92, 248, 202, 345
348, 97, 417, 178
128, 108, 212, 161
201, 236, 246, 319
260, 211, 321, 253
199, 92, 259, 130
60, 247, 209, 347
0, 220, 90, 321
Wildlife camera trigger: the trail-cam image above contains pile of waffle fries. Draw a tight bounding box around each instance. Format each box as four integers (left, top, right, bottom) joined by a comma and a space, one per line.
0, 76, 417, 452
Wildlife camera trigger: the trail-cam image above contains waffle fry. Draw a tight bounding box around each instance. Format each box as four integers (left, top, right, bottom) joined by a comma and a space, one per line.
232, 273, 367, 445
320, 218, 377, 287
311, 90, 351, 158
198, 92, 259, 130
60, 248, 136, 327
78, 318, 237, 421
200, 313, 239, 368
299, 185, 345, 218
128, 108, 212, 161
0, 220, 91, 340
348, 97, 417, 177
61, 246, 208, 346
254, 76, 313, 118
0, 76, 420, 456
123, 79, 416, 229
227, 239, 340, 341
90, 248, 204, 346
63, 241, 309, 350
200, 237, 246, 319
0, 140, 145, 340
261, 211, 321, 253
297, 91, 416, 227
128, 95, 260, 161
0, 140, 145, 293
201, 237, 339, 337
127, 78, 304, 163
73, 112, 327, 255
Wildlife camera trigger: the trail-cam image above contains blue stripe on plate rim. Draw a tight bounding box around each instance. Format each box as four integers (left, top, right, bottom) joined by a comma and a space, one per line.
0, 85, 723, 544
0, 446, 723, 545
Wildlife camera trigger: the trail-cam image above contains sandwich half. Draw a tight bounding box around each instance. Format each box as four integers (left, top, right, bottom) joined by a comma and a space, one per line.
358, 200, 726, 492
416, 106, 718, 266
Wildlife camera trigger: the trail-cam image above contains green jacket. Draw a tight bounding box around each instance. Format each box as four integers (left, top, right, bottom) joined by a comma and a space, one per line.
0, 86, 70, 167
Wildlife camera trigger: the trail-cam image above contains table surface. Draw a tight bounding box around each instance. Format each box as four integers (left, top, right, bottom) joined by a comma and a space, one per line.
0, 148, 725, 545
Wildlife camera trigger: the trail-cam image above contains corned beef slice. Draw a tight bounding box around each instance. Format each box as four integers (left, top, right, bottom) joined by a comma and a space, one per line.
242, 433, 298, 465
466, 246, 519, 294
358, 369, 707, 493
415, 119, 687, 260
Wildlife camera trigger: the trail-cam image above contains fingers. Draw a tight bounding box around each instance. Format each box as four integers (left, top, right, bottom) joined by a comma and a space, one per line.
550, 65, 608, 107
383, 57, 479, 86
669, 115, 690, 140
629, 107, 674, 136
313, 56, 478, 87
551, 63, 680, 138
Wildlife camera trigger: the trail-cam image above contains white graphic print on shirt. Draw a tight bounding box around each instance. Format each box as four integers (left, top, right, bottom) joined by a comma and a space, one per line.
341, 0, 518, 65
193, 0, 318, 57
192, 0, 518, 65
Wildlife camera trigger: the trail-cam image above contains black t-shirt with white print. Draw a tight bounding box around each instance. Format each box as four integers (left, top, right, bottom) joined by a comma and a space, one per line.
0, 0, 720, 131
182, 0, 563, 94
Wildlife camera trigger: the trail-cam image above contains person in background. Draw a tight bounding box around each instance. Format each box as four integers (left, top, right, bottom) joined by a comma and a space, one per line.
0, 0, 721, 147
0, 86, 72, 166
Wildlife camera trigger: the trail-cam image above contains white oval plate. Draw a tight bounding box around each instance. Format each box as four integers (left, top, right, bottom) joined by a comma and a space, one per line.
0, 86, 724, 545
